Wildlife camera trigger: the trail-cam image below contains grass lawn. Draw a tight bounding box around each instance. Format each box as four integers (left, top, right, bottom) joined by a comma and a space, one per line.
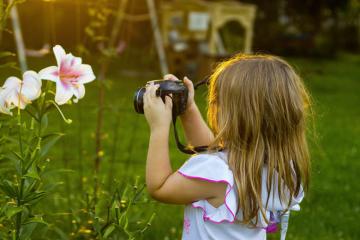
0, 53, 359, 239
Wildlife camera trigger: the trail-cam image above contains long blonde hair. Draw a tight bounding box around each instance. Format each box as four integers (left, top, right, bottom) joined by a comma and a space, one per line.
207, 54, 311, 225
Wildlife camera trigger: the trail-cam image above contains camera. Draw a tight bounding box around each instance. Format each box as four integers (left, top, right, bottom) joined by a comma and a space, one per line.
133, 80, 188, 116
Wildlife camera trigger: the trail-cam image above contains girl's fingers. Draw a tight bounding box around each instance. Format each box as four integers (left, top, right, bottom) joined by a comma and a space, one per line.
150, 84, 159, 98
143, 88, 150, 110
144, 83, 153, 106
165, 95, 173, 110
164, 74, 179, 81
183, 76, 194, 91
145, 84, 161, 106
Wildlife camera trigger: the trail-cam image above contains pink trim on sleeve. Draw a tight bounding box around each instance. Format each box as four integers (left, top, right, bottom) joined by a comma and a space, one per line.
178, 170, 237, 224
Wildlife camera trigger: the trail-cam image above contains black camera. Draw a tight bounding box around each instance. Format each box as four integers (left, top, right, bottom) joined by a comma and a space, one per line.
133, 80, 188, 116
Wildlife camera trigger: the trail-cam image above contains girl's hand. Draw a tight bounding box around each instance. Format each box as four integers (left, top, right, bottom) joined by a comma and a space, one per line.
163, 74, 214, 146
143, 82, 173, 132
164, 74, 196, 112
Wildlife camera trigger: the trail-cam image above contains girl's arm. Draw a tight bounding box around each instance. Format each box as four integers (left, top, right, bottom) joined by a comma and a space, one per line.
144, 83, 225, 204
164, 74, 214, 147
179, 102, 214, 147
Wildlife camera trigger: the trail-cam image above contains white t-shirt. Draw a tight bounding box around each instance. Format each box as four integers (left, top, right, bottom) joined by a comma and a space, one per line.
178, 151, 304, 240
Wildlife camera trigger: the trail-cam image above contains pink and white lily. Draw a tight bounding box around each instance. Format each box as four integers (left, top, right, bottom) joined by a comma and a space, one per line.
39, 45, 96, 105
0, 71, 41, 115
0, 89, 12, 115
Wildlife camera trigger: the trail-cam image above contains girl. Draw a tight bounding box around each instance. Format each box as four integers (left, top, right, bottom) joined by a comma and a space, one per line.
143, 54, 310, 240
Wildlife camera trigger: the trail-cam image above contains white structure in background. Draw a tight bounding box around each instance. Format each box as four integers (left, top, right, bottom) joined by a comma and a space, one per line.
10, 3, 27, 73
161, 0, 257, 55
147, 0, 169, 75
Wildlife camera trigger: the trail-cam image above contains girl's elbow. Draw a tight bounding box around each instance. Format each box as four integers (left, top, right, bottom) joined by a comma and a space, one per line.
146, 186, 170, 203
146, 182, 159, 197
147, 187, 163, 201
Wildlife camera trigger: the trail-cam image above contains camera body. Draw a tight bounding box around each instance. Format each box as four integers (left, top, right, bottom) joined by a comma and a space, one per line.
133, 80, 188, 116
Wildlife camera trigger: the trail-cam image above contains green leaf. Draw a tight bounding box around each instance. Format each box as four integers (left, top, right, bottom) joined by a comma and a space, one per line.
24, 164, 40, 180
5, 206, 23, 219
7, 151, 24, 174
42, 181, 63, 192
22, 191, 47, 205
23, 216, 48, 226
42, 168, 75, 177
103, 223, 116, 239
19, 222, 37, 240
8, 151, 24, 162
0, 179, 18, 198
39, 133, 64, 158
91, 216, 102, 234
0, 61, 18, 69
0, 51, 15, 58
2, 135, 19, 145
40, 114, 48, 131
22, 178, 40, 197
51, 226, 68, 240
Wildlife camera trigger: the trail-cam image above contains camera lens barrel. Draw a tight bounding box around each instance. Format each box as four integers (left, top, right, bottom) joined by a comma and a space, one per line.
133, 87, 146, 114
133, 80, 188, 116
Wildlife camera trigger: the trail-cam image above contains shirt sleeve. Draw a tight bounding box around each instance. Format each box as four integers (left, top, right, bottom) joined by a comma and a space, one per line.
178, 153, 238, 223
259, 166, 305, 230
261, 166, 305, 212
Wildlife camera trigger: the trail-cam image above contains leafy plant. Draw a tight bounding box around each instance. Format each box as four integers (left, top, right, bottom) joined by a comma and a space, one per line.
67, 177, 156, 240
0, 45, 96, 239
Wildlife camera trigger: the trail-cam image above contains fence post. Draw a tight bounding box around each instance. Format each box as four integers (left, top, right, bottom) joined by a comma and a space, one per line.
10, 3, 27, 72
146, 0, 169, 75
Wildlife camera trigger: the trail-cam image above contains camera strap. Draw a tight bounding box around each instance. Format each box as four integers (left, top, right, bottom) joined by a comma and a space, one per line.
172, 116, 209, 154
170, 76, 222, 154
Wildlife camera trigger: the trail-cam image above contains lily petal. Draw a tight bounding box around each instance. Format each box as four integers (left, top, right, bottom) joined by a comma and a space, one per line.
39, 66, 59, 82
3, 76, 21, 90
4, 89, 23, 109
68, 53, 82, 66
77, 64, 96, 84
0, 90, 12, 115
23, 71, 41, 88
55, 81, 73, 105
73, 84, 85, 100
53, 45, 66, 67
22, 71, 42, 101
60, 54, 82, 73
15, 93, 29, 109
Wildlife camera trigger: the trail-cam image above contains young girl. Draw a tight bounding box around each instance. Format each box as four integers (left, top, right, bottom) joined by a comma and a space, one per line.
143, 54, 310, 240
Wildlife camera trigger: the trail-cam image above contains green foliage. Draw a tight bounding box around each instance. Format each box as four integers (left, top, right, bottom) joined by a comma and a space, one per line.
0, 0, 25, 31
0, 50, 17, 70
68, 178, 156, 239
82, 0, 124, 62
0, 0, 26, 72
0, 39, 157, 240
0, 85, 57, 239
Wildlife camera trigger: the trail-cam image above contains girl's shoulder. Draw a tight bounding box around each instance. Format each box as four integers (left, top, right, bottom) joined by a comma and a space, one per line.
178, 151, 233, 184
178, 151, 238, 223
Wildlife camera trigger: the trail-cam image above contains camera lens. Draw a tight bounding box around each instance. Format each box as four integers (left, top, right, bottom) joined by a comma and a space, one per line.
133, 80, 188, 116
133, 87, 146, 114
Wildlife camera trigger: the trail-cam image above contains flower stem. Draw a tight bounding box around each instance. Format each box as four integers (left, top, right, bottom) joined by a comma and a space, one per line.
49, 100, 72, 124
17, 103, 23, 156
16, 109, 23, 240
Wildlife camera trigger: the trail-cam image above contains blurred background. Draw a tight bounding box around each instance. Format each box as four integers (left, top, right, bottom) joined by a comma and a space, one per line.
0, 0, 359, 239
